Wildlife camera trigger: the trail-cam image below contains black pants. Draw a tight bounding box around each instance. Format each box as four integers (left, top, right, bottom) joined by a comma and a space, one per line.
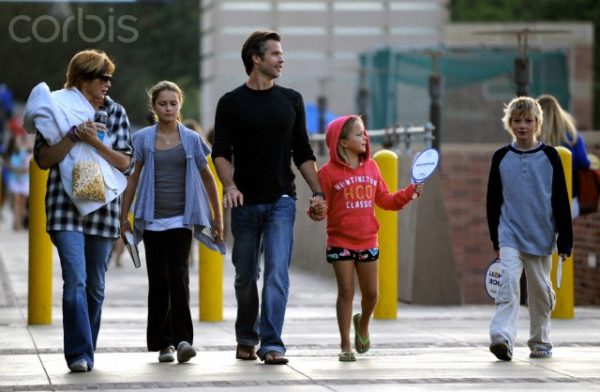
143, 228, 193, 351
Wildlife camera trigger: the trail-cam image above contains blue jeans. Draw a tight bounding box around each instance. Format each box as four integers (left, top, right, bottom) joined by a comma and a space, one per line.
50, 231, 113, 370
230, 196, 295, 359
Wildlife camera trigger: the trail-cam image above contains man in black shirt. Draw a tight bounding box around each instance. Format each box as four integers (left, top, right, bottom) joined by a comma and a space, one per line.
212, 30, 326, 365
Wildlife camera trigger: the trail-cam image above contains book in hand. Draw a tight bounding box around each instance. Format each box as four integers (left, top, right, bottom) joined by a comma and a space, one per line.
123, 231, 141, 268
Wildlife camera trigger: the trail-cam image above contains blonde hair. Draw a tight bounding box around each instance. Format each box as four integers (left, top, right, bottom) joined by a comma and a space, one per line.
147, 80, 184, 123
538, 94, 577, 147
501, 96, 543, 141
65, 49, 115, 89
337, 116, 364, 165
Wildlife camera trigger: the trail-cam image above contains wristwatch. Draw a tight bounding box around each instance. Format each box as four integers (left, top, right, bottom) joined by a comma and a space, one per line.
312, 191, 326, 199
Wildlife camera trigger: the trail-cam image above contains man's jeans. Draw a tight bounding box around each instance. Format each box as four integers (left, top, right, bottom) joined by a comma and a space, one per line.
230, 196, 296, 359
50, 231, 113, 369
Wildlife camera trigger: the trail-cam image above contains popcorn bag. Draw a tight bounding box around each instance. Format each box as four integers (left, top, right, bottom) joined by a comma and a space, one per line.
72, 146, 106, 202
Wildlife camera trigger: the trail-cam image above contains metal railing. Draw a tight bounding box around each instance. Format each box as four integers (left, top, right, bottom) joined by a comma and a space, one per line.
310, 122, 435, 155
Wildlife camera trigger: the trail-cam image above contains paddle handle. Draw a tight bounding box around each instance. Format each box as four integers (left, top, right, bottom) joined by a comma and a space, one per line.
411, 180, 425, 199
556, 256, 564, 290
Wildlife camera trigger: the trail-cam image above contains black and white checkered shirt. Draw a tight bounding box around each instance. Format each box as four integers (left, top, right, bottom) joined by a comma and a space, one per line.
33, 95, 134, 238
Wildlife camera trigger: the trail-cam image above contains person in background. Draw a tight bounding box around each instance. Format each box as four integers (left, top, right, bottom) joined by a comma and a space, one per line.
315, 115, 423, 361
538, 94, 591, 218
212, 30, 326, 365
183, 118, 207, 143
25, 49, 134, 372
0, 83, 14, 146
6, 134, 32, 230
487, 96, 572, 361
120, 80, 224, 364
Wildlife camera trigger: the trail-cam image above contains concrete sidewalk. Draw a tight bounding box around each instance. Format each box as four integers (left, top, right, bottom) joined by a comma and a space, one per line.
1, 210, 600, 391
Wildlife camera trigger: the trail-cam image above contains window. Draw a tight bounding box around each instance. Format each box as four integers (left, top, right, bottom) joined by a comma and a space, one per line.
333, 2, 383, 11
221, 1, 271, 11
278, 2, 327, 11
390, 2, 438, 11
280, 27, 327, 35
334, 27, 383, 36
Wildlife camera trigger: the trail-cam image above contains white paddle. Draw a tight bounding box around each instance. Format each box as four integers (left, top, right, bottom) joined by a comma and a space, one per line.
484, 257, 502, 300
557, 256, 564, 290
411, 148, 440, 199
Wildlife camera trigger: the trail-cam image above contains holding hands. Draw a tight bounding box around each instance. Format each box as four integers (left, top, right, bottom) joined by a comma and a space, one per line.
308, 193, 327, 221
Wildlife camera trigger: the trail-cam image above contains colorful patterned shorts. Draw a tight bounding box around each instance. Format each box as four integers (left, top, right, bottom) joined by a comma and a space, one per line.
326, 246, 379, 263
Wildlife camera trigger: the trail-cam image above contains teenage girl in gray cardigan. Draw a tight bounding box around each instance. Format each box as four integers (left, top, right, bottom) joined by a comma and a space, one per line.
120, 81, 224, 364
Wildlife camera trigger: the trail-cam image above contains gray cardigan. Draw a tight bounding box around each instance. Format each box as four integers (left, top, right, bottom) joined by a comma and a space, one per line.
131, 123, 225, 254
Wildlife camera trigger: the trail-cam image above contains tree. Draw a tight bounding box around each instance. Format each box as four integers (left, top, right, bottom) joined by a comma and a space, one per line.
0, 0, 200, 126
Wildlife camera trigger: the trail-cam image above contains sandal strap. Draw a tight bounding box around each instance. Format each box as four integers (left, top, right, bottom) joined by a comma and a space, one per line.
353, 314, 370, 345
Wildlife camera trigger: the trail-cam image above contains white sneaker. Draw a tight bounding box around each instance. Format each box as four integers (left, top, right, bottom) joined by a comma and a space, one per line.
158, 346, 175, 362
177, 341, 196, 363
68, 359, 88, 372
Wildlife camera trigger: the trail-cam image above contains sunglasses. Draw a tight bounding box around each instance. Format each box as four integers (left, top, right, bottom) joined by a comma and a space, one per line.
97, 74, 112, 83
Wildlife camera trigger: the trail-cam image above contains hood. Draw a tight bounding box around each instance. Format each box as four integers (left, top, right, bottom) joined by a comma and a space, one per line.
324, 115, 370, 166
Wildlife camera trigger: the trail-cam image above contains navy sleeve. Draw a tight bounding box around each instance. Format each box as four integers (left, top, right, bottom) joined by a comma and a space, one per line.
486, 146, 509, 251
544, 146, 573, 256
572, 134, 591, 170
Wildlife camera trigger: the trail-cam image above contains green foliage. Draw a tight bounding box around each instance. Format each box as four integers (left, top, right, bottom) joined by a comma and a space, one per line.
449, 0, 600, 128
0, 0, 200, 127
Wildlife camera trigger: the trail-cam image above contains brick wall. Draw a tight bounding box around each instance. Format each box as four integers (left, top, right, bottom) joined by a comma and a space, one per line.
440, 134, 600, 304
572, 132, 600, 305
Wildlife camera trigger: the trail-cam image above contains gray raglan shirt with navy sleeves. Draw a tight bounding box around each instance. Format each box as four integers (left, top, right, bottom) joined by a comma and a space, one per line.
486, 143, 573, 257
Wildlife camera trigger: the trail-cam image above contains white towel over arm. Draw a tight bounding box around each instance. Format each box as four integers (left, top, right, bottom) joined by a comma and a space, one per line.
23, 82, 127, 216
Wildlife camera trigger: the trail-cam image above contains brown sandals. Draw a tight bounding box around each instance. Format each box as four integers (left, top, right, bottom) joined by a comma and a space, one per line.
235, 344, 257, 360
263, 351, 289, 365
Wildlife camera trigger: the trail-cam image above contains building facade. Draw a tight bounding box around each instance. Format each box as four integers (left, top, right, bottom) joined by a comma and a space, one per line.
200, 0, 448, 129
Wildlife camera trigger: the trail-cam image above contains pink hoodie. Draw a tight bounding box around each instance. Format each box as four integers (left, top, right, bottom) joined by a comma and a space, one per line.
317, 115, 416, 249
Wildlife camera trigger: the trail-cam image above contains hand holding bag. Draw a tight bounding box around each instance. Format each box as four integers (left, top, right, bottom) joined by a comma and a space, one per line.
72, 144, 106, 202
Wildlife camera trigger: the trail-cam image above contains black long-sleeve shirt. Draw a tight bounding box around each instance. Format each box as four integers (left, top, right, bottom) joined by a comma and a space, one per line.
212, 84, 316, 204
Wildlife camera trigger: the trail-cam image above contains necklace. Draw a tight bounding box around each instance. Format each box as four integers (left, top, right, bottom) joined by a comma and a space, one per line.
158, 129, 177, 145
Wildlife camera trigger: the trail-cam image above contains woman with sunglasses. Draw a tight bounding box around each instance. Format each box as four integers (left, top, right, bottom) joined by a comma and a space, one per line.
25, 49, 134, 372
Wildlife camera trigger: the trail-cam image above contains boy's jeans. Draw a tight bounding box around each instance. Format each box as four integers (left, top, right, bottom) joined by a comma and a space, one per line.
230, 196, 296, 359
490, 247, 555, 352
50, 231, 113, 369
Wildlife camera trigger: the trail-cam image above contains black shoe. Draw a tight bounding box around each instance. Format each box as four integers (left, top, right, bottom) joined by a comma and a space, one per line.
490, 341, 512, 361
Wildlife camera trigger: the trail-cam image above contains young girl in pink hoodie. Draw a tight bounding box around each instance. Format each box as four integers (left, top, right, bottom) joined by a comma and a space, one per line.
314, 115, 423, 362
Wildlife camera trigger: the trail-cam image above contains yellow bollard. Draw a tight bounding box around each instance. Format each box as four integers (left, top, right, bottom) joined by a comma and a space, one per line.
199, 156, 223, 321
552, 146, 574, 319
28, 159, 53, 325
374, 150, 398, 319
